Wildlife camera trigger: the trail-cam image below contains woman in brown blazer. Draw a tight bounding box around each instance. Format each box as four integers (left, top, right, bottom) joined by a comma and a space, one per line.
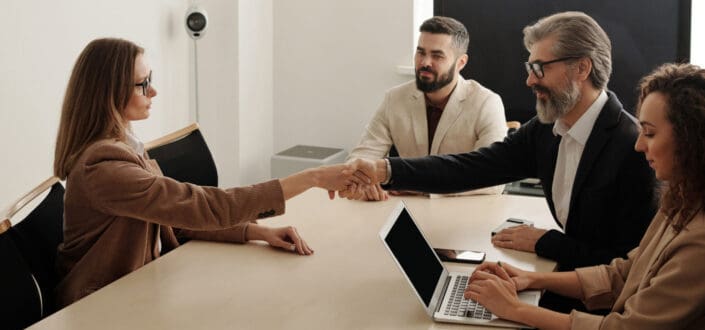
464, 63, 705, 329
53, 38, 364, 307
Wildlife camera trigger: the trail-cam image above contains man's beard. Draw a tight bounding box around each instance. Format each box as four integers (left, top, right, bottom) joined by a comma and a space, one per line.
416, 64, 455, 93
534, 75, 582, 124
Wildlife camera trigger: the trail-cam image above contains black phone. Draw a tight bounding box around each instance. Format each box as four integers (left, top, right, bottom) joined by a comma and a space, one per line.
434, 248, 486, 264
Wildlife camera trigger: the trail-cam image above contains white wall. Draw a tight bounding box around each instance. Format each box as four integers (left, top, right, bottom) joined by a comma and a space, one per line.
272, 0, 415, 156
238, 0, 274, 185
192, 0, 241, 188
195, 0, 273, 187
0, 0, 191, 221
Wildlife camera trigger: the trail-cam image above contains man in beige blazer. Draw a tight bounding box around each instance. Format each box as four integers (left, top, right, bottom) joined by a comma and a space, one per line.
347, 16, 507, 200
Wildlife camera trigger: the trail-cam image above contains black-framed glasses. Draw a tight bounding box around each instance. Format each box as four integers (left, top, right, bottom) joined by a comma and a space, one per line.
524, 57, 580, 79
135, 70, 152, 96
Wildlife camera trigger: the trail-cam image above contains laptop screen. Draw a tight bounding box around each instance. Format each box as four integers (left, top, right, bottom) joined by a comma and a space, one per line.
384, 207, 444, 306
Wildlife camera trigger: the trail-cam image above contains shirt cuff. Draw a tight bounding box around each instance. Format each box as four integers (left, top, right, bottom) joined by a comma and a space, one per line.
381, 158, 392, 185
575, 265, 616, 310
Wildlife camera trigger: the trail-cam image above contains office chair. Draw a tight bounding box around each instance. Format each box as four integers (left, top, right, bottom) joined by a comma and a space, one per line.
145, 123, 218, 187
1, 176, 65, 329
1, 221, 42, 330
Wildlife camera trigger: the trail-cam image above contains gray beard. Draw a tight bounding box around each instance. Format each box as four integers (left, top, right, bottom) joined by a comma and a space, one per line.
535, 79, 581, 124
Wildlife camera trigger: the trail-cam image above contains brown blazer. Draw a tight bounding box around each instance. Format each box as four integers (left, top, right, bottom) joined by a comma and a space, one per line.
56, 139, 285, 307
570, 211, 705, 329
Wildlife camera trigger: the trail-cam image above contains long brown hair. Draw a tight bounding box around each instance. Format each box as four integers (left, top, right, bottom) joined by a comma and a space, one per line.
637, 63, 705, 232
54, 38, 144, 179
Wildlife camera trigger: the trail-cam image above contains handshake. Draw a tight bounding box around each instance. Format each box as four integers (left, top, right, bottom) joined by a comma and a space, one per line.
309, 158, 390, 201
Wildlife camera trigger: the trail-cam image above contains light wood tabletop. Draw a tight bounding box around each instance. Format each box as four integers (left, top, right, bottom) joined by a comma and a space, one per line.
31, 189, 559, 330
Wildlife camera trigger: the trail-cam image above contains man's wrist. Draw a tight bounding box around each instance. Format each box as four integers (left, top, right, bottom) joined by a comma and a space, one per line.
380, 158, 391, 185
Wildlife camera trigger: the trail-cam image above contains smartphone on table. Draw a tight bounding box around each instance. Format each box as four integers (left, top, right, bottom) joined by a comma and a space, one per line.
433, 248, 486, 264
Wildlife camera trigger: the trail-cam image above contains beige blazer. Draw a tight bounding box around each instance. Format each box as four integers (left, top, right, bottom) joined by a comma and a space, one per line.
56, 139, 285, 307
570, 211, 705, 329
348, 77, 507, 195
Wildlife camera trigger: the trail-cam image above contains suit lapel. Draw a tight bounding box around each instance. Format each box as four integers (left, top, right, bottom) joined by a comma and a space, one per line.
569, 92, 622, 211
408, 89, 429, 155
430, 77, 466, 154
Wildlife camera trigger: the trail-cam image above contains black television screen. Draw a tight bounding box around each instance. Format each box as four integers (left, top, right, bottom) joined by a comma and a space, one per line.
435, 0, 691, 123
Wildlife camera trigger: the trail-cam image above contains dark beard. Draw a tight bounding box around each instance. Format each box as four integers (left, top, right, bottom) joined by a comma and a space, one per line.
416, 64, 455, 93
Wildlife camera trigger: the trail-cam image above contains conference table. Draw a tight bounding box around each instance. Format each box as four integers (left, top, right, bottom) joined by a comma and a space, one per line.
31, 189, 560, 330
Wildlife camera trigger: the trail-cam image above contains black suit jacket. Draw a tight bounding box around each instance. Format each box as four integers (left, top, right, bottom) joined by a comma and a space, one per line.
387, 92, 657, 270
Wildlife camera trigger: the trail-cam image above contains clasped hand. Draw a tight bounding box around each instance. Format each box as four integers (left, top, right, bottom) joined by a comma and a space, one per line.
320, 158, 426, 200
318, 159, 387, 200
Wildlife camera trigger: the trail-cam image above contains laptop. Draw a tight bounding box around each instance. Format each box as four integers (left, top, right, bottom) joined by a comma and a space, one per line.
379, 201, 540, 328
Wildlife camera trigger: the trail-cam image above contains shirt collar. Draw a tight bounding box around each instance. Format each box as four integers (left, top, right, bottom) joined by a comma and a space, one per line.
124, 130, 145, 155
552, 90, 608, 145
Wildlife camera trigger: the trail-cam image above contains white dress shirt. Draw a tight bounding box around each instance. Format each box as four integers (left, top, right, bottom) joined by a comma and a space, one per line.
124, 130, 145, 156
551, 90, 608, 227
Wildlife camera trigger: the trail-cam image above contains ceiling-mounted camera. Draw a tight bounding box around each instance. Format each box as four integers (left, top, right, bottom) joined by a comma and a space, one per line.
185, 7, 208, 39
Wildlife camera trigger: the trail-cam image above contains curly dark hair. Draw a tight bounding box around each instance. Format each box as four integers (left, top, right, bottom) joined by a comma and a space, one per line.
637, 63, 705, 232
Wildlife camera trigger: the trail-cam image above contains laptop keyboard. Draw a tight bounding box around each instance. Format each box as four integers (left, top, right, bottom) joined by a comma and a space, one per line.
442, 275, 492, 320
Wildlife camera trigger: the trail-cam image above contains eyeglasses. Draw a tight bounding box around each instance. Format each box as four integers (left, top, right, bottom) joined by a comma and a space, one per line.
524, 57, 580, 79
135, 71, 152, 96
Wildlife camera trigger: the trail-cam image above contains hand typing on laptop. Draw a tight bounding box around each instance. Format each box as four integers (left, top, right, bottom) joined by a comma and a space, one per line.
379, 202, 540, 328
465, 262, 537, 322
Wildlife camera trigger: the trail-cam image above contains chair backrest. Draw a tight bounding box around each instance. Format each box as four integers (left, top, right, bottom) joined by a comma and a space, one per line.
1, 221, 43, 330
145, 123, 218, 187
1, 176, 65, 328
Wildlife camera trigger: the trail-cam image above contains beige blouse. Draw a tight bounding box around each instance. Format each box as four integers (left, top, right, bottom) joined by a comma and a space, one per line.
570, 211, 705, 329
